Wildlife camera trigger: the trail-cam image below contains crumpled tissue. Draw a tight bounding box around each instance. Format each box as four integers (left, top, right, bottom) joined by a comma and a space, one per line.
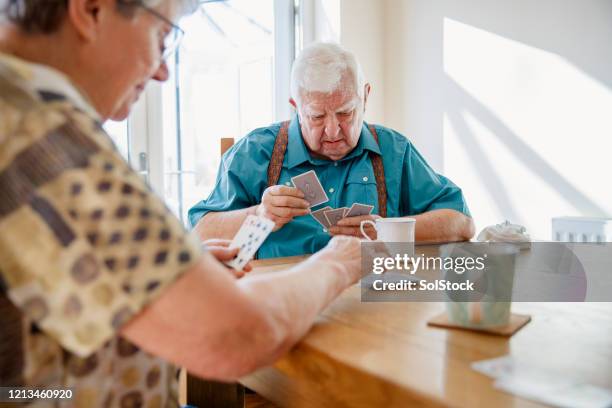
477, 220, 531, 249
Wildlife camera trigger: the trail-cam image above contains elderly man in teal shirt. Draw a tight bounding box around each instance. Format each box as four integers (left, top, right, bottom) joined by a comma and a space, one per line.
189, 43, 475, 258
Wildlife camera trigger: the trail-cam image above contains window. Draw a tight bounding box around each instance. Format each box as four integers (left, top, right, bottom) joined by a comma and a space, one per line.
102, 98, 149, 181
103, 120, 129, 160
110, 0, 297, 225
156, 0, 297, 224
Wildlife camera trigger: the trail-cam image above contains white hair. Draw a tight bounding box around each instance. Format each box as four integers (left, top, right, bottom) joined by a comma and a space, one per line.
290, 42, 366, 104
0, 0, 199, 24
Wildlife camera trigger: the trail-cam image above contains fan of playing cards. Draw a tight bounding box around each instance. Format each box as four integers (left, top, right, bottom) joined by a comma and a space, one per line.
291, 170, 374, 229
224, 215, 275, 271
224, 170, 375, 271
311, 203, 374, 229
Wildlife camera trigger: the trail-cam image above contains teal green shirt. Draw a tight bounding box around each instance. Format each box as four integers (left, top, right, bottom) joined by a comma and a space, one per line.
188, 117, 470, 258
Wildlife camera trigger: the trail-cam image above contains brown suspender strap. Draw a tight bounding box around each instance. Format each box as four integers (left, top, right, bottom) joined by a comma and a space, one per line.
267, 121, 290, 187
368, 124, 388, 217
267, 121, 387, 217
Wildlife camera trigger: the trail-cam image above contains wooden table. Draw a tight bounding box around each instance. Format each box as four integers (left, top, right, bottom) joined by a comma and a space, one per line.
240, 253, 612, 407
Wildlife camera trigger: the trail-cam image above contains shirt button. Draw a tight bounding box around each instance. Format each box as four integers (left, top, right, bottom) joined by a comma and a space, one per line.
329, 188, 335, 193
285, 182, 291, 186
334, 162, 338, 167
362, 176, 369, 182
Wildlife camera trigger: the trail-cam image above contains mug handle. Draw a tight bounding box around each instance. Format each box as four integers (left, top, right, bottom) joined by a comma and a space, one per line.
360, 220, 377, 241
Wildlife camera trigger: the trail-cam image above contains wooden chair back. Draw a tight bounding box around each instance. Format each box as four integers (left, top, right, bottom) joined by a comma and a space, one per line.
221, 138, 235, 157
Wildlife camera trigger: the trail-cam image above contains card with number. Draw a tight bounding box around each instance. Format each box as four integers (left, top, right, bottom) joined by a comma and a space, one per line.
225, 215, 275, 271
345, 203, 374, 218
291, 170, 329, 207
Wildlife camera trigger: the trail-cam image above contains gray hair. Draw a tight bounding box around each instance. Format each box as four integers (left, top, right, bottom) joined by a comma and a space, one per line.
1, 0, 198, 33
290, 42, 366, 104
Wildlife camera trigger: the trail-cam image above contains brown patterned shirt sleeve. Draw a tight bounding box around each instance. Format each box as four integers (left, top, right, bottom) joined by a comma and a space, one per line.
0, 98, 201, 358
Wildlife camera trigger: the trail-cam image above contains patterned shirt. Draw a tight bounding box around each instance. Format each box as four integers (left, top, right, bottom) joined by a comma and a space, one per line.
0, 53, 201, 407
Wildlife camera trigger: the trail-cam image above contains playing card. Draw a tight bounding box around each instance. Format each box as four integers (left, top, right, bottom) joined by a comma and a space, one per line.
324, 207, 348, 227
311, 206, 332, 228
291, 170, 329, 207
225, 215, 275, 270
345, 203, 374, 218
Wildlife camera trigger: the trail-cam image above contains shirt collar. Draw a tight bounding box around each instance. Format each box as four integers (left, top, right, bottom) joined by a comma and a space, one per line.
0, 52, 100, 120
286, 116, 382, 168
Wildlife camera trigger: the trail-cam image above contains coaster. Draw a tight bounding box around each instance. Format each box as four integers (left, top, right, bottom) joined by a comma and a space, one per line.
427, 312, 531, 337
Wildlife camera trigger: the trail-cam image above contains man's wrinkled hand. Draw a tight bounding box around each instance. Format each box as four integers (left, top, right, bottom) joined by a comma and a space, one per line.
329, 214, 381, 239
202, 238, 252, 278
256, 185, 311, 231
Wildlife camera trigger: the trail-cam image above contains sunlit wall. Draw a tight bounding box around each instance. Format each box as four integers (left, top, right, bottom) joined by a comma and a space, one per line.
381, 0, 612, 238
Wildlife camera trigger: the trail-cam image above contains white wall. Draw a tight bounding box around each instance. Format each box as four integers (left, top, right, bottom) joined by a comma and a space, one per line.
341, 0, 612, 239
303, 0, 385, 123
301, 0, 341, 45
339, 0, 386, 124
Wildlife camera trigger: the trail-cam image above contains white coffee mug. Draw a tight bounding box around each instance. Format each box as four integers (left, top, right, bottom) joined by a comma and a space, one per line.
360, 217, 416, 242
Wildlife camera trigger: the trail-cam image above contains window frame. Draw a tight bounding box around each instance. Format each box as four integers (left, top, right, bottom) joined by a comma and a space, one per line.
125, 0, 298, 224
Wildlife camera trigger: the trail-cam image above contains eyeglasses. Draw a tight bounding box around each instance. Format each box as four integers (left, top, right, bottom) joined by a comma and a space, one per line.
120, 0, 185, 61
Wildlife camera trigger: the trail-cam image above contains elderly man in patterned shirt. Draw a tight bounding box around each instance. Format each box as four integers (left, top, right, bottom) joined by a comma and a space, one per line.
0, 0, 364, 406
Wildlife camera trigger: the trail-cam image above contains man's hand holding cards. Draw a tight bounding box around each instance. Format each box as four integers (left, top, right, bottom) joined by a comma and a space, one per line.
256, 184, 311, 231
260, 170, 379, 238
308, 201, 378, 238
328, 203, 379, 238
